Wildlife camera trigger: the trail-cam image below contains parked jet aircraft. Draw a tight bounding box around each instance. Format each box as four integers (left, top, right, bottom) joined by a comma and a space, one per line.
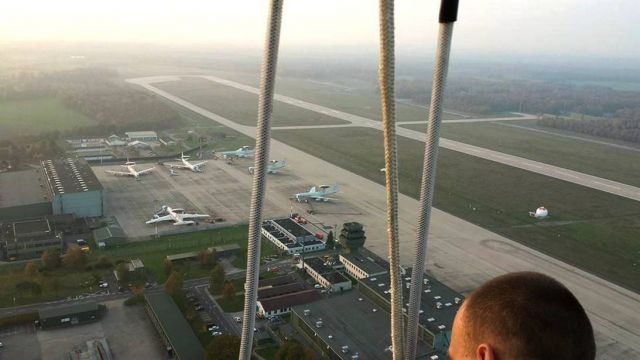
248, 159, 287, 174
295, 184, 339, 202
145, 205, 209, 226
106, 160, 154, 180
169, 153, 206, 172
221, 146, 254, 159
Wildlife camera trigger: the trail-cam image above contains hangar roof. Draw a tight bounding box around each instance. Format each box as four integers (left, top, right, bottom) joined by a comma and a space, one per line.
0, 169, 50, 208
41, 158, 102, 195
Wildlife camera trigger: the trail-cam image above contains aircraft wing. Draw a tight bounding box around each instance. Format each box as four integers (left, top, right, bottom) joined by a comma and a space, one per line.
193, 161, 207, 168
181, 213, 210, 220
106, 170, 133, 177
145, 215, 173, 224
312, 196, 338, 201
138, 167, 154, 175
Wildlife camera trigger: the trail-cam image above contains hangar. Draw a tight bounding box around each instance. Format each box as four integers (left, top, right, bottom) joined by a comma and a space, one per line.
0, 168, 52, 221
39, 302, 106, 330
42, 158, 104, 218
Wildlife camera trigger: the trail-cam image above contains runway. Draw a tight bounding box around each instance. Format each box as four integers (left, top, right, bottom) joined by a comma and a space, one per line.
196, 74, 640, 203
127, 75, 640, 359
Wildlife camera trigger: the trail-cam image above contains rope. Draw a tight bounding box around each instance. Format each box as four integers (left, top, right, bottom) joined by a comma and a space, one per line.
405, 19, 456, 360
378, 0, 405, 359
238, 0, 284, 358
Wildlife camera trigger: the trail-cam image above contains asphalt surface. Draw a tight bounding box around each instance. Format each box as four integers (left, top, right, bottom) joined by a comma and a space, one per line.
126, 75, 640, 359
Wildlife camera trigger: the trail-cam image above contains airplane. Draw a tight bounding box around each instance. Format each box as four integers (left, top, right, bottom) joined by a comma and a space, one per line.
106, 160, 154, 180
295, 184, 339, 202
145, 205, 209, 226
169, 153, 206, 172
220, 146, 254, 159
248, 159, 287, 174
529, 206, 549, 219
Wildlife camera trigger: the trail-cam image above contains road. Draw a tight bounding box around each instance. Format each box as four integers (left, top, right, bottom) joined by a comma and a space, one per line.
127, 75, 640, 359
194, 74, 640, 203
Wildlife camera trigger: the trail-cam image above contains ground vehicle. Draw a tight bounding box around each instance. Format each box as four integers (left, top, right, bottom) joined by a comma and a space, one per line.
194, 304, 204, 311
211, 331, 222, 336
0, 342, 3, 348
99, 282, 109, 288
234, 316, 241, 323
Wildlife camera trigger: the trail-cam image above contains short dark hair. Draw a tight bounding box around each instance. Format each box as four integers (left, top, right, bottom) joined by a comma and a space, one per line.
462, 272, 595, 360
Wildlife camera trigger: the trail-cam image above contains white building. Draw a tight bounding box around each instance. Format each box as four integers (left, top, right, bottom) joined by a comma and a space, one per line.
125, 131, 158, 142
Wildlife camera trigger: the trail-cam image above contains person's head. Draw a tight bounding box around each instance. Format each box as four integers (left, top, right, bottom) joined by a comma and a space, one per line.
449, 272, 595, 360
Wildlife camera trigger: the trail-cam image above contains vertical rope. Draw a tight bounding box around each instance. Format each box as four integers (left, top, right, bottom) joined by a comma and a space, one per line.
238, 0, 284, 358
378, 0, 405, 358
405, 3, 457, 356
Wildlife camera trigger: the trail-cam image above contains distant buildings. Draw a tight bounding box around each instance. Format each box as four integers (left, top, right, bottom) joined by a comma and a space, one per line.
125, 131, 158, 142
1, 217, 63, 260
261, 218, 326, 255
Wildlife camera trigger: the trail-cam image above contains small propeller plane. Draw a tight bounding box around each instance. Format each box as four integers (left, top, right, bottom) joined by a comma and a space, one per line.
295, 184, 339, 202
220, 146, 254, 160
145, 205, 209, 226
169, 153, 207, 173
248, 159, 287, 174
106, 159, 154, 180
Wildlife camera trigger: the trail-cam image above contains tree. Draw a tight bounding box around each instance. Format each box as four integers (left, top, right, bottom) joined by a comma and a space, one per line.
163, 258, 173, 276
325, 230, 335, 250
41, 248, 61, 270
198, 249, 215, 269
209, 264, 225, 295
339, 222, 366, 253
204, 335, 240, 360
222, 282, 236, 302
62, 247, 88, 269
24, 261, 38, 277
274, 340, 315, 360
164, 271, 183, 295
96, 256, 112, 269
115, 262, 129, 283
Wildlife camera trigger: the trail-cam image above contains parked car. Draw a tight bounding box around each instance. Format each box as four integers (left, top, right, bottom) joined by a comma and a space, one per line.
211, 331, 222, 336
99, 282, 109, 288
195, 305, 204, 311
234, 316, 242, 323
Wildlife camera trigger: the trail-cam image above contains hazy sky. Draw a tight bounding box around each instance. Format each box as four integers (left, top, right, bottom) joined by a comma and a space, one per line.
1, 0, 638, 58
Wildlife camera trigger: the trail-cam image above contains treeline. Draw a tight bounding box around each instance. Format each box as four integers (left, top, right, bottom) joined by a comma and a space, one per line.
538, 109, 640, 144
0, 133, 64, 168
394, 76, 640, 117
0, 68, 183, 130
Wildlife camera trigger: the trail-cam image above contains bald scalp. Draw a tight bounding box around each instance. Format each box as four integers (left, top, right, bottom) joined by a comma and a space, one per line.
462, 272, 595, 360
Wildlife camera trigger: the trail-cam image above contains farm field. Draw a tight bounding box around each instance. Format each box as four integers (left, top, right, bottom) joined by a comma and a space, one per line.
155, 77, 349, 127
0, 97, 94, 139
272, 126, 640, 292
402, 121, 640, 187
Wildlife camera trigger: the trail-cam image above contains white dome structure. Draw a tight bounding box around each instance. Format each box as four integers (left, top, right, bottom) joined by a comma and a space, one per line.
534, 206, 549, 219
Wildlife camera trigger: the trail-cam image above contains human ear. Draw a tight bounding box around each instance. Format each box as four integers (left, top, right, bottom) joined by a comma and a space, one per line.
476, 344, 495, 360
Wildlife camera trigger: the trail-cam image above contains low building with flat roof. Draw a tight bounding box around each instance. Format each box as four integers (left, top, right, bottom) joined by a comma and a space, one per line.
145, 292, 204, 360
93, 223, 126, 247
258, 282, 306, 300
257, 289, 321, 318
212, 243, 242, 258
39, 302, 106, 330
258, 274, 297, 289
261, 219, 325, 255
291, 291, 443, 360
340, 252, 388, 280
1, 217, 63, 260
125, 131, 158, 142
300, 257, 352, 293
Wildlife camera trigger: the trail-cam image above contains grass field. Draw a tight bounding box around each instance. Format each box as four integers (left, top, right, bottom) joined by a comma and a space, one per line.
209, 70, 467, 121
402, 122, 640, 187
154, 78, 349, 127
0, 97, 94, 139
272, 127, 640, 291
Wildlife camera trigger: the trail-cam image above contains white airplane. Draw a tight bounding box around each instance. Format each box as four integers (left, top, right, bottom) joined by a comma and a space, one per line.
529, 206, 549, 219
145, 205, 209, 226
295, 184, 339, 202
248, 159, 287, 174
106, 160, 154, 180
169, 153, 206, 172
221, 146, 254, 159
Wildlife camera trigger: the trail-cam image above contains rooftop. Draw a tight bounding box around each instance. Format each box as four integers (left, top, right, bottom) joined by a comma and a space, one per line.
39, 302, 99, 319
303, 257, 333, 275
145, 292, 204, 360
125, 131, 158, 137
292, 291, 441, 360
0, 169, 51, 208
93, 224, 125, 242
324, 271, 351, 284
258, 289, 321, 312
41, 158, 102, 195
212, 243, 242, 252
13, 218, 51, 237
258, 274, 296, 289
258, 282, 306, 300
340, 253, 388, 276
272, 218, 313, 238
